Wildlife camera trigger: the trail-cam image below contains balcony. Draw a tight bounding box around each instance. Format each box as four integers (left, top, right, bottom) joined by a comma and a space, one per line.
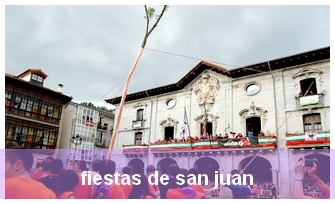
122, 135, 277, 154
95, 138, 108, 148
5, 138, 56, 155
97, 122, 108, 131
285, 131, 330, 148
132, 120, 145, 129
295, 94, 324, 109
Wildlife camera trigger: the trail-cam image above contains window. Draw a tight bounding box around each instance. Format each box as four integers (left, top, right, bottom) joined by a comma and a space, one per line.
41, 104, 47, 115
300, 78, 317, 96
26, 128, 34, 143
20, 97, 27, 110
137, 109, 144, 121
244, 82, 261, 95
32, 100, 39, 113
53, 106, 61, 118
164, 127, 174, 140
134, 132, 142, 145
31, 74, 43, 82
36, 130, 43, 143
166, 98, 176, 108
5, 91, 12, 107
13, 95, 21, 108
25, 99, 34, 116
47, 105, 53, 117
303, 113, 322, 133
48, 132, 57, 146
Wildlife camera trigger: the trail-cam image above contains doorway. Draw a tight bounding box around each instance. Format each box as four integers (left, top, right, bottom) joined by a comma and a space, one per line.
164, 126, 174, 140
246, 117, 261, 136
200, 122, 213, 136
300, 78, 317, 95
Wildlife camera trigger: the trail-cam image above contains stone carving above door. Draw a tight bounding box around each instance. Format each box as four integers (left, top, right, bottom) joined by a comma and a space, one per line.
193, 73, 220, 110
292, 67, 322, 79
238, 102, 268, 128
133, 102, 147, 109
159, 115, 179, 136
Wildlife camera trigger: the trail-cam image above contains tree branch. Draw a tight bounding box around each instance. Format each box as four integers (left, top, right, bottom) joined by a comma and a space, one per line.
142, 5, 150, 48
144, 5, 149, 34
141, 5, 168, 48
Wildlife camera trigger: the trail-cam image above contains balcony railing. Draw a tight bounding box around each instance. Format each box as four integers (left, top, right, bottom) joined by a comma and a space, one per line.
122, 136, 277, 154
97, 122, 108, 131
132, 120, 145, 129
295, 94, 324, 109
5, 138, 56, 155
286, 131, 330, 148
95, 138, 107, 148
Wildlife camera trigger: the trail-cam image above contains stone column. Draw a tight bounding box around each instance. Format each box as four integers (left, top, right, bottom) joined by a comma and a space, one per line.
276, 149, 291, 198
271, 169, 278, 186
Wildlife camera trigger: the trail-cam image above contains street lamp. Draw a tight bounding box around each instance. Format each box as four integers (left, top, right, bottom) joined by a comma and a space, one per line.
70, 134, 83, 170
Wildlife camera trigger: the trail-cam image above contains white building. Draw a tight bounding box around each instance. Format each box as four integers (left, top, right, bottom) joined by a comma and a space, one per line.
105, 46, 330, 198
94, 109, 115, 160
58, 102, 114, 168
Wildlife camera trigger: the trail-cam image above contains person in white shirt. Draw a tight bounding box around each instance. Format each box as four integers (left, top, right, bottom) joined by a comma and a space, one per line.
229, 132, 236, 139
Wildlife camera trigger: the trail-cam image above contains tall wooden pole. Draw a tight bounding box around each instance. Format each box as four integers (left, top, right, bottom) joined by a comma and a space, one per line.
107, 6, 168, 160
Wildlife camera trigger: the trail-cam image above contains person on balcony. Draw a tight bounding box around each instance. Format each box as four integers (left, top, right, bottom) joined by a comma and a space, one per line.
228, 132, 236, 139
247, 131, 253, 138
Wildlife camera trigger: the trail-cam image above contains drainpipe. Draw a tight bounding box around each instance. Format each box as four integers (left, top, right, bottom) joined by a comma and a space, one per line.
189, 89, 192, 134
281, 70, 288, 131
268, 61, 280, 194
267, 62, 279, 146
146, 90, 154, 167
224, 82, 227, 132
230, 80, 233, 130
154, 96, 158, 143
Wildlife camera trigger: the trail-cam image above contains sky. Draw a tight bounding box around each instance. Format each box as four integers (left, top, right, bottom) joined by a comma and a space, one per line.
4, 4, 330, 109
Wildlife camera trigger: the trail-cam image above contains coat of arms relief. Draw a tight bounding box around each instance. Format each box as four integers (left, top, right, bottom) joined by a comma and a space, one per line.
193, 73, 220, 112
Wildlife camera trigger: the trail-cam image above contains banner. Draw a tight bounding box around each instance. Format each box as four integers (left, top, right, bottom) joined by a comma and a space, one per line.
218, 138, 244, 147
305, 132, 318, 141
300, 95, 319, 106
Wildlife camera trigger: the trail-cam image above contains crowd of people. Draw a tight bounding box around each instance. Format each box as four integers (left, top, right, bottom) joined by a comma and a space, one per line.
303, 181, 330, 198
127, 130, 275, 146
248, 181, 277, 199
5, 145, 245, 199
5, 144, 330, 199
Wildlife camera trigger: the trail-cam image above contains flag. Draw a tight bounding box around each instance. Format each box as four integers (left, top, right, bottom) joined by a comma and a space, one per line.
202, 114, 207, 122
305, 132, 317, 141
202, 123, 207, 136
180, 110, 187, 136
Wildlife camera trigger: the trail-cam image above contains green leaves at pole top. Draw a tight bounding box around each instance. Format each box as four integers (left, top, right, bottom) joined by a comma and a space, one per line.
144, 6, 169, 20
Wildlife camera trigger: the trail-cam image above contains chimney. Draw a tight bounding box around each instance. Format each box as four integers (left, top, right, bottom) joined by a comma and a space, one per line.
58, 84, 63, 93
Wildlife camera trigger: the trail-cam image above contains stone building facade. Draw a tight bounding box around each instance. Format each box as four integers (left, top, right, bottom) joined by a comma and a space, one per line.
105, 46, 330, 198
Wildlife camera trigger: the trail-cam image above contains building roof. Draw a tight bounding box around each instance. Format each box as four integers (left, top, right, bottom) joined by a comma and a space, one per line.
70, 101, 115, 118
5, 72, 72, 104
105, 46, 330, 105
17, 68, 49, 79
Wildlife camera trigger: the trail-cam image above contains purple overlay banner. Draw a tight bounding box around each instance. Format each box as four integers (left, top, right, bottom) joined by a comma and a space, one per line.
1, 148, 332, 199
